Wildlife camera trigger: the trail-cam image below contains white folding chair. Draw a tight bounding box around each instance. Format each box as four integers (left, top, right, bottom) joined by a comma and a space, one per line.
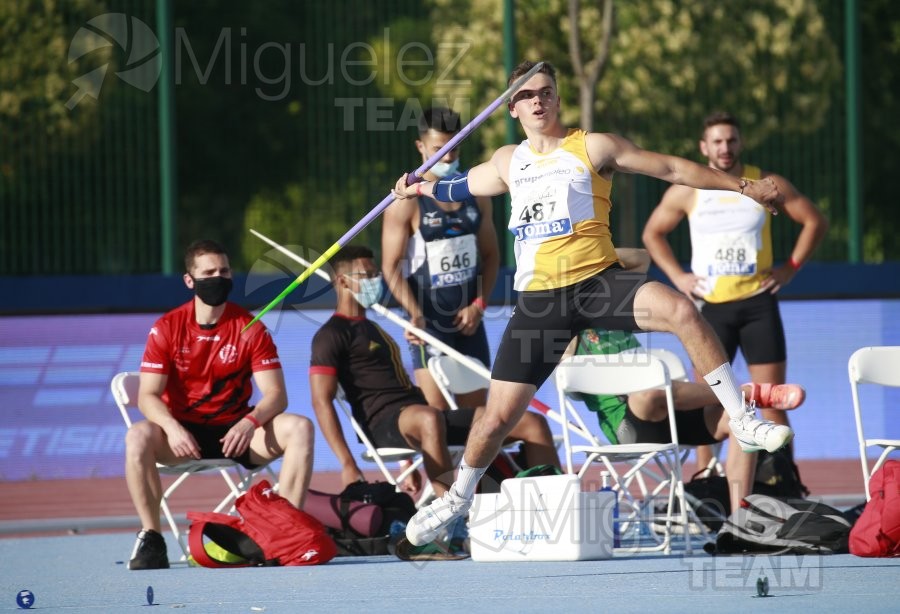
333, 386, 462, 508
428, 354, 567, 474
646, 348, 689, 382
646, 347, 726, 478
849, 346, 900, 499
555, 353, 708, 554
112, 372, 277, 562
427, 354, 489, 411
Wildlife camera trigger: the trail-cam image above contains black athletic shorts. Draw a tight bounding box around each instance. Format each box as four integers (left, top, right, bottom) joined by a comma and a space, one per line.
367, 406, 477, 449
181, 417, 259, 469
616, 406, 718, 447
492, 266, 644, 388
700, 291, 786, 364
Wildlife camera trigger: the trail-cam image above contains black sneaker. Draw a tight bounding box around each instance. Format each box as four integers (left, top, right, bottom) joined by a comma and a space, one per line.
129, 529, 170, 570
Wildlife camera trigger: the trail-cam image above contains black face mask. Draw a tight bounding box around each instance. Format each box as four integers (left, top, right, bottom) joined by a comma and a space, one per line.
192, 276, 233, 307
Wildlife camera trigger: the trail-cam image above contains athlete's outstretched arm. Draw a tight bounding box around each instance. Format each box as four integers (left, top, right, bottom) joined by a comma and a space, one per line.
589, 133, 782, 213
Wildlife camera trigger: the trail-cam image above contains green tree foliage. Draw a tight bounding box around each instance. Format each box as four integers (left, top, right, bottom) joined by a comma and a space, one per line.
0, 0, 167, 275
5, 1, 899, 278
0, 0, 110, 176
424, 0, 839, 158
241, 175, 368, 273
170, 1, 426, 269
415, 0, 846, 261
860, 0, 900, 261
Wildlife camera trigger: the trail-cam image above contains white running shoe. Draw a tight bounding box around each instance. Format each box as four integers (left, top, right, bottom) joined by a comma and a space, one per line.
729, 402, 794, 453
406, 490, 471, 547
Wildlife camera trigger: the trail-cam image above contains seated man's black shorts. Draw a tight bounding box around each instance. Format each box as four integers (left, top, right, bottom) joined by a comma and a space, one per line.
367, 406, 477, 449
616, 405, 719, 447
181, 417, 260, 469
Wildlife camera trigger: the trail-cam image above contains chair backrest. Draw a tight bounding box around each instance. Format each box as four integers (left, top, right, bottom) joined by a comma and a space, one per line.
647, 348, 689, 382
848, 346, 900, 499
849, 346, 900, 388
333, 386, 377, 451
111, 371, 141, 428
427, 354, 489, 399
555, 354, 677, 474
556, 353, 672, 397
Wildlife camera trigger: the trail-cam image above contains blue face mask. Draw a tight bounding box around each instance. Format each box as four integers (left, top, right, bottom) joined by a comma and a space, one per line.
348, 274, 384, 308
430, 158, 460, 178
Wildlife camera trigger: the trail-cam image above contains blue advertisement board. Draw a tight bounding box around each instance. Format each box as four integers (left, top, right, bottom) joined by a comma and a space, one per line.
1, 299, 899, 480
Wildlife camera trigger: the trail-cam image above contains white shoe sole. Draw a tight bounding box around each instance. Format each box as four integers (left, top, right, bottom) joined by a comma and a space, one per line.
736, 429, 793, 454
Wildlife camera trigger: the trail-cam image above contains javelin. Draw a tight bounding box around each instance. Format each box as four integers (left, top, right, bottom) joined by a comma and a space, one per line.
248, 227, 593, 443
242, 61, 546, 332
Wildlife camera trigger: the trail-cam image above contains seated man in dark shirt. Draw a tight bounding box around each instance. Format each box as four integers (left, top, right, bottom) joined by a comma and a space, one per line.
308, 245, 559, 514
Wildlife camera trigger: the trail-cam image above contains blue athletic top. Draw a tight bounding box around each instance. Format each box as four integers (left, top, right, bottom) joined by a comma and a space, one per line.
405, 180, 482, 330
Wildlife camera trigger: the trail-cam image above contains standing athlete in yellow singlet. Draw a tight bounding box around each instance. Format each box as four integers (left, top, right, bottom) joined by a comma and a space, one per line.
391, 62, 795, 547
643, 111, 827, 471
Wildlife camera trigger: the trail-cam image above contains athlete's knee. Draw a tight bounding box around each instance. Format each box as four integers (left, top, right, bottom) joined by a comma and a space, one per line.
510, 410, 546, 439
280, 414, 314, 447
408, 405, 447, 441
628, 390, 667, 421
666, 293, 702, 327
125, 420, 158, 455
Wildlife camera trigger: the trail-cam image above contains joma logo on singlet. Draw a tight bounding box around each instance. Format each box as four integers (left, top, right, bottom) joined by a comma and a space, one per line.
512, 219, 572, 241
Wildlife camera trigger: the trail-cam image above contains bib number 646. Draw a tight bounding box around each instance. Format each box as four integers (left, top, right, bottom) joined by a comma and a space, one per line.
440, 253, 471, 272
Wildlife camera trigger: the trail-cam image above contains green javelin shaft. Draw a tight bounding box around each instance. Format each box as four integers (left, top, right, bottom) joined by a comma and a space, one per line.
242, 241, 341, 332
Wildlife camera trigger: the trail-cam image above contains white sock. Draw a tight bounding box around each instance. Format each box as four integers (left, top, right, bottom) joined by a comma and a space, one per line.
450, 462, 487, 500
703, 363, 745, 420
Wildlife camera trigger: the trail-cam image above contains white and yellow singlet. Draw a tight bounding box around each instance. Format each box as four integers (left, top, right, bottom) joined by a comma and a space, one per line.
688, 165, 773, 303
507, 129, 618, 291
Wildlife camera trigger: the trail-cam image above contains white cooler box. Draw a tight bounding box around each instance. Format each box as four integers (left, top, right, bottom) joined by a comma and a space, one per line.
468, 474, 615, 562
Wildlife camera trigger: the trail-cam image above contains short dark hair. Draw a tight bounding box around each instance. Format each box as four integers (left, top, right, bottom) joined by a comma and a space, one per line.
331, 245, 374, 277
507, 60, 557, 88
702, 111, 741, 138
184, 239, 227, 273
418, 106, 461, 136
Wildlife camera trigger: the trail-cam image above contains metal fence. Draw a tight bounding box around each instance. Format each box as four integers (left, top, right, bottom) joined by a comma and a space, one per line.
1, 0, 161, 275
1, 1, 855, 276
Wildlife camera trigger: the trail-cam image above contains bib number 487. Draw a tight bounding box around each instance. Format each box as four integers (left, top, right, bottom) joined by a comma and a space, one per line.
518, 201, 554, 223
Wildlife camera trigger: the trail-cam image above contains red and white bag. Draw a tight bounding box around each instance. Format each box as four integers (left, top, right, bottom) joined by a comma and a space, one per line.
849, 460, 900, 557
188, 480, 337, 567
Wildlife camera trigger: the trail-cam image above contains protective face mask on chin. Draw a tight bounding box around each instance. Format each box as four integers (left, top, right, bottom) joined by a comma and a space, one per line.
192, 275, 233, 307
430, 158, 460, 179
349, 275, 384, 308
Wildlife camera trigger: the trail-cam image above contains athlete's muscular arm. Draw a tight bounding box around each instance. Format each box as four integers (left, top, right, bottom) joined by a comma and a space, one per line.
381, 199, 426, 345
221, 367, 288, 458
642, 184, 706, 298
392, 146, 514, 201
455, 196, 500, 335
309, 372, 364, 487
761, 172, 829, 293
137, 371, 201, 460
588, 133, 782, 213
468, 146, 515, 196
